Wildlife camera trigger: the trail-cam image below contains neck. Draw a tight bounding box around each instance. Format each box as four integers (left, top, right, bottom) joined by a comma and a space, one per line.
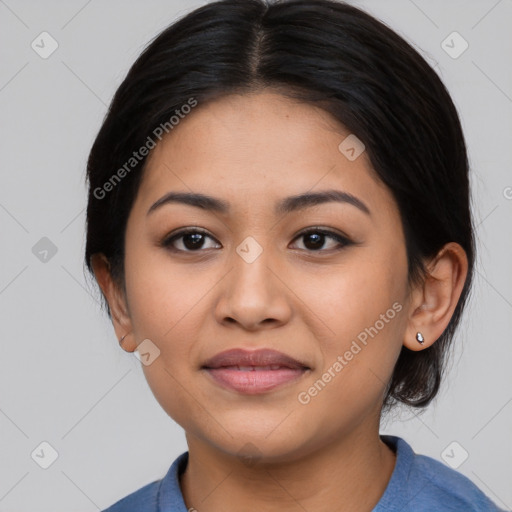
180, 426, 396, 512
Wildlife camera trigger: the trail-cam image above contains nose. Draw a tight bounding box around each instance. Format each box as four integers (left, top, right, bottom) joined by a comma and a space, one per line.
214, 245, 293, 331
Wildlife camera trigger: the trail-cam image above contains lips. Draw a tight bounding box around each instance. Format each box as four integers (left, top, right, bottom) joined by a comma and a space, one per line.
202, 348, 310, 394
203, 348, 308, 370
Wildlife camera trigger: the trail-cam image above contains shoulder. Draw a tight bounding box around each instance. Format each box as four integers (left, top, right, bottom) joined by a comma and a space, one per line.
410, 447, 503, 511
101, 479, 160, 511
101, 452, 189, 512
375, 436, 506, 512
101, 479, 161, 512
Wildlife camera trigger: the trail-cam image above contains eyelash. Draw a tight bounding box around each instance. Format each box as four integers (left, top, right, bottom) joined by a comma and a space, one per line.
160, 227, 353, 254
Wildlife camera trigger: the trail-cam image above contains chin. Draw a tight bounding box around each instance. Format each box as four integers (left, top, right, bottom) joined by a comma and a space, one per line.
191, 416, 321, 464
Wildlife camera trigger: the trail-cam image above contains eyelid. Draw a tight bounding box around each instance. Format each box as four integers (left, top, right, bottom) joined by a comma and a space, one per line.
290, 227, 352, 249
160, 227, 220, 250
160, 226, 353, 253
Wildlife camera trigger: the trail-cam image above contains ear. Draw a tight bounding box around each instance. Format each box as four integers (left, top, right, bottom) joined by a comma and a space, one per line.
403, 242, 469, 351
90, 253, 137, 352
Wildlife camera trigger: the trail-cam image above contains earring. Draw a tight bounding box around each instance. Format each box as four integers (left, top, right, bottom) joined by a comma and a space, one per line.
416, 332, 424, 345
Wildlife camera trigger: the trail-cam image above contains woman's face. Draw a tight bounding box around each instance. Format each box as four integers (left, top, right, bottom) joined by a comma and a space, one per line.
121, 91, 412, 461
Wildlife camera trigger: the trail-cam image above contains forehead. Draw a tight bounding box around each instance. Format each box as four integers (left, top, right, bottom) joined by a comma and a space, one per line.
134, 91, 391, 216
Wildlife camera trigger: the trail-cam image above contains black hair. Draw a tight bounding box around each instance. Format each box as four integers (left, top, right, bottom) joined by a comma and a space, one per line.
84, 0, 475, 410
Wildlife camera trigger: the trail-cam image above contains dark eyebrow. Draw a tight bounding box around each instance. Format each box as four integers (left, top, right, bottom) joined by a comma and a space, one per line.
275, 190, 370, 216
147, 191, 229, 216
147, 189, 370, 216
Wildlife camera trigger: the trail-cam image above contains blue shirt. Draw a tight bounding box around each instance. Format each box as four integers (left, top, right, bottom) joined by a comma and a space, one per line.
102, 435, 506, 511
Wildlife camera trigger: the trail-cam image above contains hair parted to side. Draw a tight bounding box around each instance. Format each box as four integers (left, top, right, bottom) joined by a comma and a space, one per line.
84, 0, 475, 411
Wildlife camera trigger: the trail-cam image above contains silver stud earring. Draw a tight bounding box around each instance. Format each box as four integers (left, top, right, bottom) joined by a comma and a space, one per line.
416, 332, 424, 345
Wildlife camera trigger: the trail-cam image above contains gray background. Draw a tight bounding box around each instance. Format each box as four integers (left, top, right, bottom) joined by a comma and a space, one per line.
1, 0, 511, 510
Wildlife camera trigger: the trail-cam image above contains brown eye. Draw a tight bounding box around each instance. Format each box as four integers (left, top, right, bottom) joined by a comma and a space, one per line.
291, 229, 352, 252
161, 228, 221, 252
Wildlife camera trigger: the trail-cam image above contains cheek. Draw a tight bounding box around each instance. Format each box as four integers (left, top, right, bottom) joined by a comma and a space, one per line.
307, 246, 409, 397
293, 276, 407, 439
123, 245, 215, 424
317, 250, 408, 340
123, 238, 206, 339
125, 270, 206, 379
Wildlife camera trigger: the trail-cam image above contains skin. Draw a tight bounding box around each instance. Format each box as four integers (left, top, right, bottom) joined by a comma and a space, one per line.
92, 90, 468, 512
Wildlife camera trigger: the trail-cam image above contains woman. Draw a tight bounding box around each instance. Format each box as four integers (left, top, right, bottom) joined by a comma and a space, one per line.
85, 0, 506, 510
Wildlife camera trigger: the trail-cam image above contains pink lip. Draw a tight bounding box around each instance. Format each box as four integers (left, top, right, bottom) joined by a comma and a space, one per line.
202, 348, 310, 394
